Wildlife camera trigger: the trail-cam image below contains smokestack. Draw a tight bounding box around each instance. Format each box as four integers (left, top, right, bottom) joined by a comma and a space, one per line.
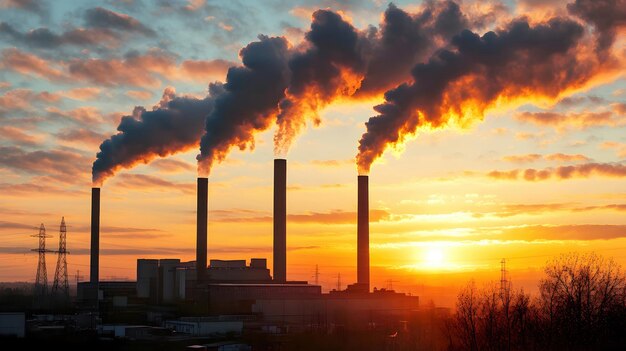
90, 187, 100, 285
273, 159, 287, 282
357, 175, 369, 291
196, 177, 208, 283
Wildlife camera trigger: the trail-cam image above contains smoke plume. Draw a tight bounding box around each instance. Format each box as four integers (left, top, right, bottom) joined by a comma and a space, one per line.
274, 1, 473, 154
196, 35, 290, 175
92, 84, 222, 184
356, 0, 624, 174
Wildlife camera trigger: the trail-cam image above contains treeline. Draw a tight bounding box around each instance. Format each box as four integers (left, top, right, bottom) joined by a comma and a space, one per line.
446, 252, 626, 351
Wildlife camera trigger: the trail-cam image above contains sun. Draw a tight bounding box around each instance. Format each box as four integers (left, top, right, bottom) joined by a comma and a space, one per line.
424, 247, 445, 268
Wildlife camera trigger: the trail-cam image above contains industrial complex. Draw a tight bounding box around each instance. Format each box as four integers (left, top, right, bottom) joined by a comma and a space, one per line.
4, 159, 421, 346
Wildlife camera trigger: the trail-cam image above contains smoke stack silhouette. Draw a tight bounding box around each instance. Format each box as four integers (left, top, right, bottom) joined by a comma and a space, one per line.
357, 175, 369, 291
273, 159, 287, 282
196, 178, 208, 282
90, 187, 100, 286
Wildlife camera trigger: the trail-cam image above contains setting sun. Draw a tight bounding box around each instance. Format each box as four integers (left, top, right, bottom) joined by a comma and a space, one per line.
424, 247, 445, 268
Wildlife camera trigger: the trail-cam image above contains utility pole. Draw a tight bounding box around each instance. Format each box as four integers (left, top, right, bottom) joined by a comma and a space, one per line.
337, 273, 341, 291
31, 223, 52, 305
52, 217, 70, 300
314, 264, 320, 286
500, 258, 509, 298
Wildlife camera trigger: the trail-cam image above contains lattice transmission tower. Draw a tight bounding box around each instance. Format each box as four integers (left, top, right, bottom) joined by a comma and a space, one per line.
52, 217, 70, 299
32, 223, 52, 301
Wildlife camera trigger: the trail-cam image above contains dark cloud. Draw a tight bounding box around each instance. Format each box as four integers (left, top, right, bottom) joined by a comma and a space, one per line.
84, 7, 155, 36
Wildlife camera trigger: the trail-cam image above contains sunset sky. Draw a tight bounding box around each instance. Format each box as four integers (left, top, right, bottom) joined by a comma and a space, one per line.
0, 0, 624, 307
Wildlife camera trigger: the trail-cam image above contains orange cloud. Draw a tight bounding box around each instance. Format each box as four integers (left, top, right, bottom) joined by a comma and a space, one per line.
179, 59, 233, 82
62, 87, 101, 100
544, 153, 591, 162
0, 88, 61, 111
0, 126, 43, 145
502, 154, 542, 163
0, 48, 66, 81
125, 90, 153, 100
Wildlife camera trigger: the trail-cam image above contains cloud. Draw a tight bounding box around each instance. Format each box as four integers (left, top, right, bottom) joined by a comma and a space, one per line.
68, 49, 176, 88
84, 7, 155, 36
62, 87, 101, 100
46, 106, 104, 125
501, 154, 542, 163
179, 58, 234, 82
0, 146, 90, 181
0, 126, 43, 145
125, 90, 153, 100
211, 209, 391, 224
544, 153, 591, 162
601, 141, 626, 158
573, 204, 626, 212
515, 110, 622, 130
112, 173, 195, 194
556, 95, 607, 107
0, 0, 44, 14
0, 88, 61, 111
487, 162, 626, 181
0, 48, 66, 81
502, 224, 626, 241
0, 22, 121, 49
0, 220, 38, 230
55, 128, 107, 148
0, 182, 85, 196
149, 158, 195, 173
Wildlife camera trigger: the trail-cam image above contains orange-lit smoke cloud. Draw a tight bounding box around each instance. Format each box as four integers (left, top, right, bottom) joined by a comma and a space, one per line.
274, 1, 475, 155
357, 0, 625, 174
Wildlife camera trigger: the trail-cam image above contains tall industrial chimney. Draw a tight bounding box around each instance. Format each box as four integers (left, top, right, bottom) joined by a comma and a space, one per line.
90, 187, 100, 286
196, 177, 208, 283
357, 175, 369, 291
273, 159, 287, 282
